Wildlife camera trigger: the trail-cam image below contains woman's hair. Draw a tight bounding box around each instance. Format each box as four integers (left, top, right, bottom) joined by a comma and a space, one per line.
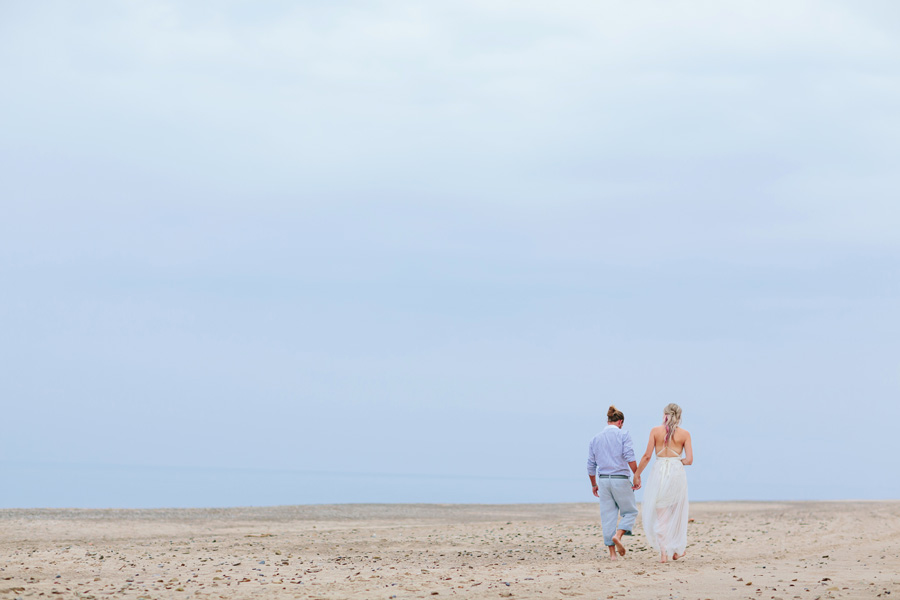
607, 405, 624, 423
663, 403, 682, 444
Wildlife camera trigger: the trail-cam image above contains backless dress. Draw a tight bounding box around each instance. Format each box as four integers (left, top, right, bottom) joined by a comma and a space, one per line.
641, 444, 689, 559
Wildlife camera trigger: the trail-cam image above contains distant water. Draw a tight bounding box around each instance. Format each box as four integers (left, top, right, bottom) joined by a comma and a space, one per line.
1, 462, 585, 508
1, 462, 867, 508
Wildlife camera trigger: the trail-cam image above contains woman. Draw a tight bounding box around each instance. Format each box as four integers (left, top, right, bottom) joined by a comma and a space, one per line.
633, 403, 693, 563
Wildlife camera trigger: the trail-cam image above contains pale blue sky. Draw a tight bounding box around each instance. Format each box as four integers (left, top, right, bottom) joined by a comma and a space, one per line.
1, 1, 899, 507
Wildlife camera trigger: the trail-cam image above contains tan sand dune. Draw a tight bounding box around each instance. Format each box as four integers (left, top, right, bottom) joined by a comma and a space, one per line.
1, 501, 898, 599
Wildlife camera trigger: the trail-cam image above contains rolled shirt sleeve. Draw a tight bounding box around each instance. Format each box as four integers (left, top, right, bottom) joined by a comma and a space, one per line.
587, 440, 597, 476
622, 430, 635, 463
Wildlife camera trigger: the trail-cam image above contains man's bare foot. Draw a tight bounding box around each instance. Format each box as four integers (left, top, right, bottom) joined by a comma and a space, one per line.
607, 546, 618, 561
613, 536, 626, 556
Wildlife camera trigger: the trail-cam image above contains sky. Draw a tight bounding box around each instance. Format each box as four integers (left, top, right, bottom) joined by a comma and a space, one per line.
1, 0, 899, 508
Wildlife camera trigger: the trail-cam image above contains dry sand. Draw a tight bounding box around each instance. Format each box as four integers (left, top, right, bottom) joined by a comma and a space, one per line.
1, 501, 898, 599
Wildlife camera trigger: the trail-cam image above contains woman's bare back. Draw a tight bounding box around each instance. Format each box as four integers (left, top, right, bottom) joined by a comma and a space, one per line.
651, 425, 689, 457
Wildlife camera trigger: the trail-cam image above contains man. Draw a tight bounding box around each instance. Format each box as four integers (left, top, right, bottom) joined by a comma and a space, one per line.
586, 405, 640, 560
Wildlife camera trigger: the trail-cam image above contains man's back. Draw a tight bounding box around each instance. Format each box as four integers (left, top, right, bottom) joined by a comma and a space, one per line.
587, 425, 635, 477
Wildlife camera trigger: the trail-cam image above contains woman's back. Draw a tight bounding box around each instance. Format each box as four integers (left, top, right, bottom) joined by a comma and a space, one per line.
652, 425, 689, 457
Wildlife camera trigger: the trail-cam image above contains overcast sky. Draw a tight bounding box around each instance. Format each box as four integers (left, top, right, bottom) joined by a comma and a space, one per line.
2, 1, 899, 507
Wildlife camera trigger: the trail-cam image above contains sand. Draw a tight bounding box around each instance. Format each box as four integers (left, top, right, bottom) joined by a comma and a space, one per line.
1, 501, 897, 599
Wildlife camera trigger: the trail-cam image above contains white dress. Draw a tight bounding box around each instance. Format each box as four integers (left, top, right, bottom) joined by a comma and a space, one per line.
641, 447, 689, 559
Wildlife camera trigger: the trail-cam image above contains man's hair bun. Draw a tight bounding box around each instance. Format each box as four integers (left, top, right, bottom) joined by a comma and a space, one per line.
607, 405, 624, 422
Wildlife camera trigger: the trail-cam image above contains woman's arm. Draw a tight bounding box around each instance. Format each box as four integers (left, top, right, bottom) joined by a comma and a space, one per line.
681, 431, 693, 466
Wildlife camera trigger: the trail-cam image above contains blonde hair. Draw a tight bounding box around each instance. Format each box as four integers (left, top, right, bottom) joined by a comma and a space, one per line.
663, 403, 682, 444
607, 405, 624, 423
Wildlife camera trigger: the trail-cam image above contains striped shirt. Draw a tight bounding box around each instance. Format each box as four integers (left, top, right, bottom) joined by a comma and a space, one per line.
587, 425, 636, 477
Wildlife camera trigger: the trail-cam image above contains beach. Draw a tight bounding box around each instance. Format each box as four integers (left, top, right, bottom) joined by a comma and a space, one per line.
1, 501, 897, 599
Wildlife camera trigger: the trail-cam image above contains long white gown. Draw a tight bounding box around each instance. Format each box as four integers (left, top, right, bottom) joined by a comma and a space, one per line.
641, 451, 689, 560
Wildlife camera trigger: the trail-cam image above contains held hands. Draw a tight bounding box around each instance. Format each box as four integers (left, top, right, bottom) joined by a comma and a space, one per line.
632, 475, 641, 491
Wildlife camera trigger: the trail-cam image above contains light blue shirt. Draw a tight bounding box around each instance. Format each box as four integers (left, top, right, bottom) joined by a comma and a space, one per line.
587, 425, 636, 477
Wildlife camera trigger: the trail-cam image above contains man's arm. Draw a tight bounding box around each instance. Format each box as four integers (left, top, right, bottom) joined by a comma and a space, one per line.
587, 439, 598, 496
621, 431, 641, 490
622, 431, 636, 465
628, 460, 640, 490
634, 431, 655, 478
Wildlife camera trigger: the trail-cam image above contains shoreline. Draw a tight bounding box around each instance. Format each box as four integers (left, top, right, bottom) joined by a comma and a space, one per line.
2, 497, 895, 513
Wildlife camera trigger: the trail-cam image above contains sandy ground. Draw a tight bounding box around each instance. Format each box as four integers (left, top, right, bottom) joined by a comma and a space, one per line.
1, 501, 898, 600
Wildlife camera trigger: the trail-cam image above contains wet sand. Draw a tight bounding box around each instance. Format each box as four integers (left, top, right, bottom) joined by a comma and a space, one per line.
1, 501, 898, 599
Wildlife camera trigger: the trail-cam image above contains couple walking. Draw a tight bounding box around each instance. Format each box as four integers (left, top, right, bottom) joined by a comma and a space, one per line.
586, 404, 693, 563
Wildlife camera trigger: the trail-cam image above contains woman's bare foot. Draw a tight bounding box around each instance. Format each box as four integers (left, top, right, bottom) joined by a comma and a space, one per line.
659, 551, 667, 563
672, 552, 684, 561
